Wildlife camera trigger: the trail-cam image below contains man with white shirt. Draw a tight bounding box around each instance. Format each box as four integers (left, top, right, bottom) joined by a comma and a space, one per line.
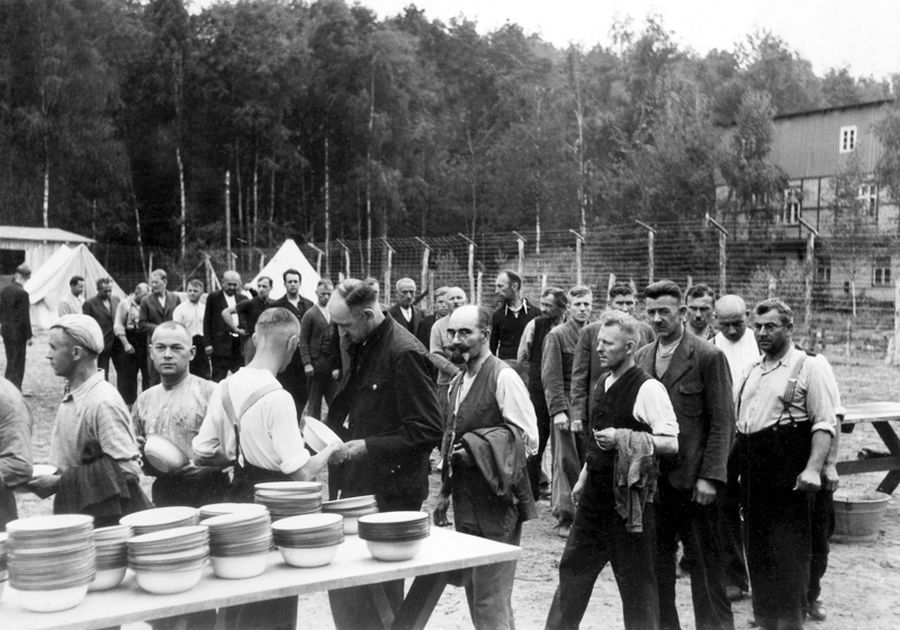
173, 278, 210, 379
57, 275, 85, 317
433, 305, 538, 630
388, 277, 422, 337
429, 286, 467, 417
202, 271, 246, 382
300, 279, 337, 419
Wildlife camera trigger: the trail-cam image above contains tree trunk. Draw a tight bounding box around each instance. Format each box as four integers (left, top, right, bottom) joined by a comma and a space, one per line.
466, 128, 477, 240
252, 150, 259, 250
42, 148, 50, 228
268, 165, 275, 248
325, 135, 331, 278
177, 145, 187, 290
225, 170, 232, 271
366, 65, 375, 277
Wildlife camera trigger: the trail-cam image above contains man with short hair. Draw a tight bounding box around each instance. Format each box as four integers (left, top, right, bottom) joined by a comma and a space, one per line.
0, 263, 33, 389
542, 286, 592, 536
388, 277, 421, 336
635, 280, 735, 630
28, 315, 150, 525
173, 278, 210, 379
686, 283, 717, 340
733, 299, 837, 630
0, 375, 33, 528
202, 270, 246, 382
114, 282, 150, 405
429, 286, 467, 417
491, 269, 538, 367
326, 278, 444, 629
224, 276, 273, 364
272, 268, 313, 415
417, 286, 448, 348
300, 279, 338, 419
82, 277, 120, 380
608, 281, 656, 347
58, 275, 85, 317
433, 305, 538, 629
546, 312, 679, 630
139, 269, 180, 386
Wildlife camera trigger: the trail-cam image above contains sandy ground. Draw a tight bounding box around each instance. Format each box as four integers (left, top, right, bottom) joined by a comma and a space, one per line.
6, 333, 900, 629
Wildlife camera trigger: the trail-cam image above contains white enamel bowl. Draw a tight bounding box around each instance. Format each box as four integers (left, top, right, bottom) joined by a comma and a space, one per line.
210, 554, 268, 579
134, 566, 204, 594
88, 566, 127, 591
365, 539, 425, 562
16, 583, 89, 612
279, 544, 340, 568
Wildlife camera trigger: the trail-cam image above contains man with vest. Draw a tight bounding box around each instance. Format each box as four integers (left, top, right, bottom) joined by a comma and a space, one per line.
433, 304, 538, 630
546, 312, 678, 630
733, 298, 836, 630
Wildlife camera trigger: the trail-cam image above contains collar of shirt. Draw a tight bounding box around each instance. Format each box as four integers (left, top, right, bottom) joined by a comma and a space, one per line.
63, 371, 106, 403
505, 300, 529, 317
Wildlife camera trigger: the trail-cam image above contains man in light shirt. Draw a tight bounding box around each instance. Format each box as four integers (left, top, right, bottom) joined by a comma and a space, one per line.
57, 275, 85, 317
429, 286, 467, 417
172, 278, 210, 379
114, 282, 150, 405
300, 279, 337, 419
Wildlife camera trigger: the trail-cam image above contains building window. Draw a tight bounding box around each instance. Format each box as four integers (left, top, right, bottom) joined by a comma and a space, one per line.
873, 256, 891, 286
816, 257, 831, 284
840, 125, 857, 153
782, 188, 801, 224
858, 182, 877, 217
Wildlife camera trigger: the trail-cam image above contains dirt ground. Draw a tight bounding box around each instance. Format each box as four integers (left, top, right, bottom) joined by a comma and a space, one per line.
7, 332, 900, 629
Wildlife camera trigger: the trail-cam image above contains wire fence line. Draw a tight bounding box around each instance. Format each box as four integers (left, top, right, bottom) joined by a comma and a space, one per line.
97, 220, 900, 356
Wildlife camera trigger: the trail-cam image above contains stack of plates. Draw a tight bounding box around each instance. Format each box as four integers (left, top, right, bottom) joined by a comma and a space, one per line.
199, 502, 268, 520
90, 524, 132, 591
254, 482, 323, 521
6, 514, 96, 612
358, 512, 431, 562
127, 525, 209, 594
120, 506, 199, 535
0, 532, 7, 599
322, 495, 378, 535
271, 513, 344, 568
202, 511, 272, 579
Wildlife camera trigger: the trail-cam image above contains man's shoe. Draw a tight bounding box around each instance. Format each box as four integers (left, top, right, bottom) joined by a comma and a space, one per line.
726, 585, 747, 601
553, 523, 571, 539
807, 600, 827, 622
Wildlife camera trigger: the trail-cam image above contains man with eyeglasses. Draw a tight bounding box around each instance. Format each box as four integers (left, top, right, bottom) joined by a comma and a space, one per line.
732, 298, 837, 630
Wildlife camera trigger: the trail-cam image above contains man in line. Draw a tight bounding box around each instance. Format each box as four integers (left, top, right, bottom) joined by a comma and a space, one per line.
58, 275, 85, 317
139, 269, 180, 386
491, 269, 538, 370
272, 268, 313, 415
417, 286, 448, 349
434, 305, 538, 629
546, 312, 679, 630
203, 270, 246, 382
114, 282, 150, 406
0, 263, 32, 389
634, 280, 734, 630
193, 307, 339, 630
0, 375, 33, 528
225, 276, 273, 364
733, 299, 837, 630
82, 277, 120, 380
28, 315, 150, 525
518, 287, 567, 500
388, 277, 421, 336
300, 279, 337, 419
542, 286, 592, 537
685, 283, 717, 340
608, 281, 656, 347
711, 294, 759, 602
326, 278, 444, 629
429, 287, 467, 418
173, 278, 210, 379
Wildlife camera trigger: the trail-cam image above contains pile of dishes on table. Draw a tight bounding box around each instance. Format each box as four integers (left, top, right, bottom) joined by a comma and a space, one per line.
254, 481, 323, 520
90, 524, 132, 591
271, 513, 345, 567
202, 504, 272, 578
322, 494, 378, 534
0, 532, 7, 600
357, 511, 431, 561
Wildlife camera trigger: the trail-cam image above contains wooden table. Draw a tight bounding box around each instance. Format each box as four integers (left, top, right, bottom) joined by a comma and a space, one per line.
0, 527, 520, 630
836, 401, 900, 494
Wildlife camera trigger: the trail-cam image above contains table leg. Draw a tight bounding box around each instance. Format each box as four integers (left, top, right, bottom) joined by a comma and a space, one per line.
873, 422, 900, 494
390, 572, 451, 630
367, 583, 397, 629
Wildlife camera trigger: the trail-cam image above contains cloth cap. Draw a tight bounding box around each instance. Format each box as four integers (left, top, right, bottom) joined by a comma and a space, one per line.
53, 314, 104, 354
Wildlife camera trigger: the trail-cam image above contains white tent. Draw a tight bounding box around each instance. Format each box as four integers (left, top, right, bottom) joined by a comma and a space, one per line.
24, 244, 126, 329
250, 239, 320, 302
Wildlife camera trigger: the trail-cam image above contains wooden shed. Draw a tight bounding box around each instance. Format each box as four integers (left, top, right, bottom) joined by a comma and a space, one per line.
0, 226, 95, 274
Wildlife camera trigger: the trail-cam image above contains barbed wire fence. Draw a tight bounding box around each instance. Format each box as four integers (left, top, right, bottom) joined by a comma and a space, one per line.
98, 218, 900, 361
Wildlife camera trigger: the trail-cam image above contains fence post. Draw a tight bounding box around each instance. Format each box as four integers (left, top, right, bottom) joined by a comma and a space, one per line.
415, 237, 430, 307
607, 273, 616, 298
476, 270, 483, 307
308, 243, 324, 277
705, 212, 730, 295
383, 237, 395, 309
459, 233, 476, 305
767, 274, 777, 298
799, 217, 818, 339
513, 231, 526, 278
893, 282, 900, 365
569, 229, 584, 286
635, 220, 656, 285
225, 170, 233, 272
336, 239, 351, 284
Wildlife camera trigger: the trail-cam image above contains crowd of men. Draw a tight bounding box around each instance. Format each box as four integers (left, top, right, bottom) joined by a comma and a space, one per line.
0, 262, 843, 630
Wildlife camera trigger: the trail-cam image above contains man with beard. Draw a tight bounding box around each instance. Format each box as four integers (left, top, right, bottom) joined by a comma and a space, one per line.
82, 277, 120, 380
433, 304, 538, 629
388, 277, 422, 336
272, 268, 313, 416
224, 275, 273, 364
685, 284, 716, 340
203, 270, 247, 382
491, 269, 538, 369
634, 280, 734, 630
172, 279, 210, 379
325, 278, 443, 630
300, 279, 337, 419
546, 312, 678, 630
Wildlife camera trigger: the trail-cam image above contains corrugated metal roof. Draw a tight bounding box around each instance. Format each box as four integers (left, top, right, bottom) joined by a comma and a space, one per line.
0, 226, 94, 243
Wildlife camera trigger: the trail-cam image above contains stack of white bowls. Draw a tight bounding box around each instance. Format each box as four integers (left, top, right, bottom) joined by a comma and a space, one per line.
322, 495, 378, 535
0, 532, 7, 599
6, 514, 96, 612
254, 482, 323, 521
202, 510, 273, 579
357, 512, 431, 562
271, 513, 344, 568
199, 502, 268, 520
120, 506, 199, 535
90, 524, 132, 591
127, 525, 209, 594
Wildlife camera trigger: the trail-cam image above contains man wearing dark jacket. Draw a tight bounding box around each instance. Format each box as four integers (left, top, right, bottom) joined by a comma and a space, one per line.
299, 279, 337, 419
202, 270, 246, 382
388, 277, 422, 337
0, 263, 32, 389
326, 278, 443, 630
272, 268, 313, 415
139, 269, 181, 386
634, 280, 735, 630
434, 305, 538, 630
82, 277, 120, 380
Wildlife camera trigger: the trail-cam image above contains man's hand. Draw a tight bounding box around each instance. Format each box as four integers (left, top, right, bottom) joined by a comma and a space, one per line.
794, 467, 822, 493
27, 474, 60, 499
123, 342, 135, 354
205, 345, 213, 357
593, 427, 617, 451
175, 463, 220, 481
570, 419, 583, 434
332, 439, 367, 464
26, 338, 33, 347
553, 412, 569, 430
692, 478, 717, 505
821, 463, 839, 492
331, 369, 341, 381
450, 444, 473, 467
571, 469, 588, 506
304, 364, 315, 377
433, 495, 452, 527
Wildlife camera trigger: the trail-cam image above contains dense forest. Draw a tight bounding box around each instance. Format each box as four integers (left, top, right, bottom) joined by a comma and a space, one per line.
0, 0, 897, 259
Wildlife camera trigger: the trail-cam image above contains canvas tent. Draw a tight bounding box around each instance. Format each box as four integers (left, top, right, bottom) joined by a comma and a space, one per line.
250, 239, 320, 302
25, 244, 126, 328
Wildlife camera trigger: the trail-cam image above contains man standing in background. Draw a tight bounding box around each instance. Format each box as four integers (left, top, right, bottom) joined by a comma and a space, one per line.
202, 270, 245, 382
300, 279, 337, 420
173, 278, 210, 379
57, 275, 85, 317
0, 375, 33, 528
685, 284, 717, 340
114, 282, 150, 406
226, 276, 273, 364
491, 269, 538, 371
272, 268, 313, 416
388, 277, 421, 336
139, 269, 180, 386
82, 277, 120, 380
0, 263, 32, 389
417, 286, 448, 349
429, 287, 467, 418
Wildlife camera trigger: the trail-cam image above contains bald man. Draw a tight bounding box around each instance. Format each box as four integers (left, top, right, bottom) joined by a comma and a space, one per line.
712, 295, 760, 393
203, 270, 247, 382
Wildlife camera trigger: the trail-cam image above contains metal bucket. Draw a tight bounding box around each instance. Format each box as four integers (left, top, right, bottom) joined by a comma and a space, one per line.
832, 491, 891, 543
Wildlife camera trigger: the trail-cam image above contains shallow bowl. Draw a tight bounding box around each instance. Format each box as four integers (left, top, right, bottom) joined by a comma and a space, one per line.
88, 566, 127, 592
143, 435, 190, 474
279, 544, 339, 568
210, 553, 268, 579
134, 566, 204, 594
365, 538, 425, 562
16, 583, 89, 612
